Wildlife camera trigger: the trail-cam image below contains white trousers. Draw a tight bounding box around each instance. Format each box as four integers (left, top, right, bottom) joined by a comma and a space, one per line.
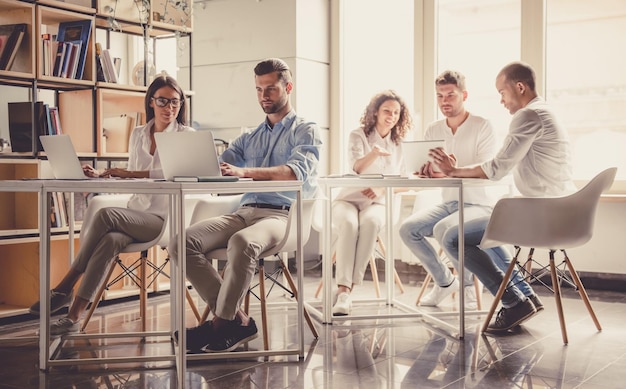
332, 200, 385, 288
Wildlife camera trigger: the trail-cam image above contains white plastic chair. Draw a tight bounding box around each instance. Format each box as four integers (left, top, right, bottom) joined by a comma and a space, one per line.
79, 194, 168, 332
479, 167, 617, 344
80, 194, 214, 332
196, 198, 319, 350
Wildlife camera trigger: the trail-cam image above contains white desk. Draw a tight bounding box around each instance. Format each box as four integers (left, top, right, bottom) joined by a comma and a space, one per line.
2, 178, 304, 389
310, 176, 481, 339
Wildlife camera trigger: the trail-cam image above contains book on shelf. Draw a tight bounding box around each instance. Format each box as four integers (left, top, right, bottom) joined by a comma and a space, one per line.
56, 19, 92, 80
0, 23, 27, 71
100, 48, 118, 83
94, 42, 106, 82
49, 107, 63, 135
55, 192, 67, 227
7, 101, 47, 152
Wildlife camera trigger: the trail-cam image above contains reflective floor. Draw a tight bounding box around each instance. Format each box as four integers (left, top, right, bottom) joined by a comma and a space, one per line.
1, 273, 625, 388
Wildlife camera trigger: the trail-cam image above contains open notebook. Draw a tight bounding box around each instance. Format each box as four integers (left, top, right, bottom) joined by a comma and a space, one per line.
154, 131, 238, 182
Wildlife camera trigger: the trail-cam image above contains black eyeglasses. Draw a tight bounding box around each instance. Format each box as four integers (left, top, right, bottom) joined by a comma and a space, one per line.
152, 96, 182, 108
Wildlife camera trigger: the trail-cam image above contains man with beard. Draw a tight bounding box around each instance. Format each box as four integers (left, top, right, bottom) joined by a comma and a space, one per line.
170, 58, 322, 352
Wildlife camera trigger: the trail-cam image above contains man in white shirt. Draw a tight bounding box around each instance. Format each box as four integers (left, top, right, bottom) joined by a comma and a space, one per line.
400, 70, 501, 310
431, 61, 576, 332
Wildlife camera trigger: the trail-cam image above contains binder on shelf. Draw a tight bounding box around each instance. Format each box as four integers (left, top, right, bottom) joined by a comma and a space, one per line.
56, 19, 92, 80
7, 101, 47, 152
0, 23, 27, 71
94, 42, 106, 82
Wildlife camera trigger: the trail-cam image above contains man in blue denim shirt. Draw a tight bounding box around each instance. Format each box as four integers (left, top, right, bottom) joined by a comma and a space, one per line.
170, 58, 322, 353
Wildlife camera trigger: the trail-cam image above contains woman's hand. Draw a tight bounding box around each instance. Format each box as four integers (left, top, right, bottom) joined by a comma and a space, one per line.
361, 187, 384, 199
82, 164, 100, 178
370, 144, 391, 157
100, 168, 132, 178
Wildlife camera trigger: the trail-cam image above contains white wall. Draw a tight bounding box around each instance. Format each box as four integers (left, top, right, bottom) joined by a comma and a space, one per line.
189, 0, 330, 174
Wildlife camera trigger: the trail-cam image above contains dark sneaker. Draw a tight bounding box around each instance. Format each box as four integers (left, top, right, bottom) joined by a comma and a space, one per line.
29, 290, 73, 316
50, 317, 79, 336
203, 318, 259, 352
174, 320, 215, 353
486, 299, 537, 333
529, 294, 544, 312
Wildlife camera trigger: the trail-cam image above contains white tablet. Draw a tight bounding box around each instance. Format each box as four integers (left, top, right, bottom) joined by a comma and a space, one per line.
402, 140, 445, 174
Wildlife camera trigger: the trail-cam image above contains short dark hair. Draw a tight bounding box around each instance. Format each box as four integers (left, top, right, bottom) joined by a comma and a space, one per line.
145, 74, 187, 125
254, 58, 292, 85
499, 61, 536, 91
435, 70, 466, 91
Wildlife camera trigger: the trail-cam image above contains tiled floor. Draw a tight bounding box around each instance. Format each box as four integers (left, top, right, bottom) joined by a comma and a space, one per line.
1, 272, 625, 388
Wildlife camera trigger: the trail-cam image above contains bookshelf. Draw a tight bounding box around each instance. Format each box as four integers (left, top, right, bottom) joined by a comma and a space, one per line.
0, 0, 193, 318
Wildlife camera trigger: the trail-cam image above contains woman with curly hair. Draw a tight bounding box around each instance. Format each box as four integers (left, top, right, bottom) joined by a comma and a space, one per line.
331, 90, 413, 316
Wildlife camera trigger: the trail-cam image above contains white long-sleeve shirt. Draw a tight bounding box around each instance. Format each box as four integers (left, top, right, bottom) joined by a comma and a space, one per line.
126, 120, 194, 219
481, 97, 576, 197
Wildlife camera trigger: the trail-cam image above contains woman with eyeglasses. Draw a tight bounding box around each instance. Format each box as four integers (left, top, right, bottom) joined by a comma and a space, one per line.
29, 75, 195, 336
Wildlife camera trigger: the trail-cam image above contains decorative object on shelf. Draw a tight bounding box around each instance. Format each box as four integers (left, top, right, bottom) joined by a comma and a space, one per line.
131, 60, 157, 86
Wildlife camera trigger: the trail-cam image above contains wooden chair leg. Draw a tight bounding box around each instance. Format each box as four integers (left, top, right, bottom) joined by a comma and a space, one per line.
474, 276, 483, 311
258, 263, 270, 350
416, 273, 432, 305
549, 250, 568, 344
369, 257, 381, 298
375, 236, 405, 294
279, 261, 319, 339
562, 250, 601, 331
81, 258, 119, 332
186, 288, 202, 323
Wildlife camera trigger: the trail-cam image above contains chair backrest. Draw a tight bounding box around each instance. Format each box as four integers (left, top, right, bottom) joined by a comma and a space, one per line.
259, 198, 317, 258
481, 167, 617, 249
189, 194, 243, 226
80, 193, 169, 253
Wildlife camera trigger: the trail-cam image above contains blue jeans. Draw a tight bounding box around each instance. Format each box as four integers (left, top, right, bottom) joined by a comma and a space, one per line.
399, 201, 492, 287
441, 216, 534, 308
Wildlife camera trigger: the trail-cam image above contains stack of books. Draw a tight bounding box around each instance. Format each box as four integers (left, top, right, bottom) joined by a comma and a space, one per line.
0, 23, 27, 71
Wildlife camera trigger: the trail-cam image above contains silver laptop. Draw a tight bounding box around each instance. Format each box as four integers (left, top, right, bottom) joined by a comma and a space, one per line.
402, 140, 446, 175
40, 135, 91, 179
154, 131, 238, 181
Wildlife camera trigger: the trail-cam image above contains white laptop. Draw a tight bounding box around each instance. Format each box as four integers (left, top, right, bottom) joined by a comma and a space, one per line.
402, 140, 446, 175
154, 131, 238, 182
40, 134, 93, 180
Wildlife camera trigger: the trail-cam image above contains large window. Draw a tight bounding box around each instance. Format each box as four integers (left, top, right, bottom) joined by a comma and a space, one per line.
437, 0, 521, 143
546, 0, 626, 184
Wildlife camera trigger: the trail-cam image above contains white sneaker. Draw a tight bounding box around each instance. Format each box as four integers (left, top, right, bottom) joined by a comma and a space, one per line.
419, 278, 459, 307
332, 292, 352, 316
464, 285, 478, 310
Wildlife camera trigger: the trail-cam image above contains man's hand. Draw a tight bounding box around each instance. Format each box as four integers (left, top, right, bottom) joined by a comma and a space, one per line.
430, 147, 457, 176
220, 162, 245, 177
418, 161, 447, 178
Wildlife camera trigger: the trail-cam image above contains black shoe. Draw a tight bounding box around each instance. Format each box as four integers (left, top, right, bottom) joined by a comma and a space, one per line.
203, 317, 259, 352
486, 299, 537, 333
528, 294, 544, 312
174, 321, 214, 353
29, 290, 73, 316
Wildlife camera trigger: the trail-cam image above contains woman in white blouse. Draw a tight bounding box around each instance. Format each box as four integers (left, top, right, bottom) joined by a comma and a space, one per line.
29, 75, 194, 335
332, 90, 413, 316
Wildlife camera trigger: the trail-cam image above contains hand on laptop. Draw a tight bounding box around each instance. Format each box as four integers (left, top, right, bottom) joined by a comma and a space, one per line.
82, 165, 100, 178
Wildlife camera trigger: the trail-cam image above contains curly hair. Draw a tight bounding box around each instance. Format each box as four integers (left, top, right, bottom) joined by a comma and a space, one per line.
359, 90, 412, 145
